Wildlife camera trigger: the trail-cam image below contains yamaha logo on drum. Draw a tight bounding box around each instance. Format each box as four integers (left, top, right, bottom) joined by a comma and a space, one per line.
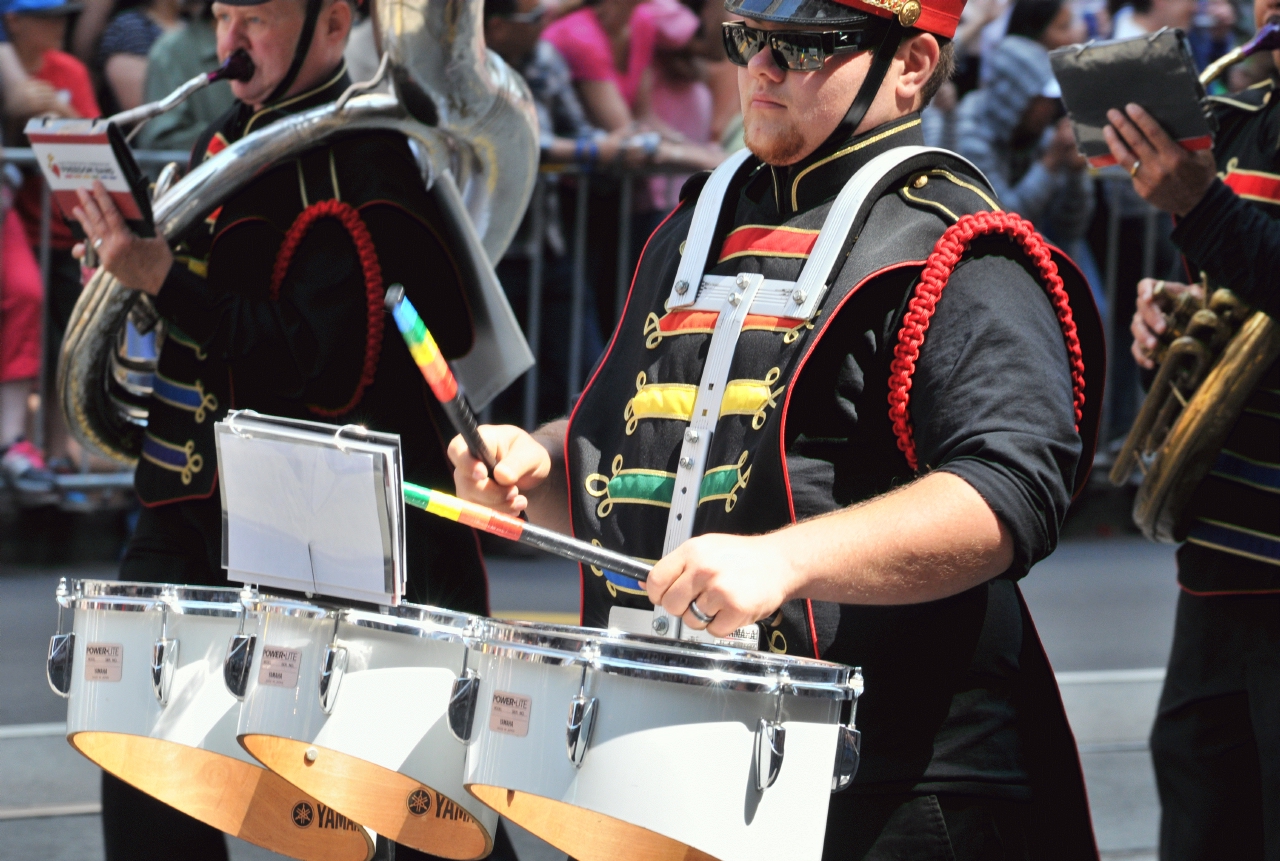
292, 801, 314, 828
407, 788, 432, 816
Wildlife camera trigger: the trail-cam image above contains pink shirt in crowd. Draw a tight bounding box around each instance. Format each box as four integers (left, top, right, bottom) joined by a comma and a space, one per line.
541, 1, 698, 108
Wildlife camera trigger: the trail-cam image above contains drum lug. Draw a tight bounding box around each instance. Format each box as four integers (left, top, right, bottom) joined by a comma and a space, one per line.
566, 694, 599, 768
319, 645, 348, 714
151, 638, 180, 706
832, 667, 864, 793
224, 633, 257, 699
46, 633, 75, 698
754, 718, 786, 792
448, 668, 481, 742
831, 725, 861, 793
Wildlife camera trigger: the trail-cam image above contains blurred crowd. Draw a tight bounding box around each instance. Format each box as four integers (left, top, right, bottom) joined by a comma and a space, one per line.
0, 0, 1274, 504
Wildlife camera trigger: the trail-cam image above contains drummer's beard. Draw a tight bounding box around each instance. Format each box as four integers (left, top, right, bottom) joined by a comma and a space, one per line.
744, 113, 807, 166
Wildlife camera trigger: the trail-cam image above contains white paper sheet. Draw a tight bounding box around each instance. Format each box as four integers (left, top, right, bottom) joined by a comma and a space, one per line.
216, 414, 404, 605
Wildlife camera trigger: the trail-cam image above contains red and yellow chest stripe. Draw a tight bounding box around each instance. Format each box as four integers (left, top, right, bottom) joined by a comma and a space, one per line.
643, 310, 812, 349
716, 224, 820, 263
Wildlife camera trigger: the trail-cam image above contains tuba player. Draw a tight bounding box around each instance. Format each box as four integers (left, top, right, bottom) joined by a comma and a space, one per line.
70, 0, 512, 858
1105, 0, 1280, 855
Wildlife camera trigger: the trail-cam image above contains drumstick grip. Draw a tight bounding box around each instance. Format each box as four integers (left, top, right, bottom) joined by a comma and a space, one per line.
403, 483, 652, 582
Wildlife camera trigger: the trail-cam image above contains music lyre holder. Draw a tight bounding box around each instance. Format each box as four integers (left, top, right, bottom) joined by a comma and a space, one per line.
215, 410, 406, 606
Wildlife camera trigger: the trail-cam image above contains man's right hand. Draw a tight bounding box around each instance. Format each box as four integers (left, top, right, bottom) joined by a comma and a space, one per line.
1131, 278, 1205, 369
447, 424, 555, 516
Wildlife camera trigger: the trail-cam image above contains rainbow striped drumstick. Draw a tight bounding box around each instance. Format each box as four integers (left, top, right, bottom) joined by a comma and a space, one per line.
403, 483, 652, 583
384, 284, 496, 472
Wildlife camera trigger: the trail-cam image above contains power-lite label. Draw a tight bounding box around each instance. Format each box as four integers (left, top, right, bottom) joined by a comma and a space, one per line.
259, 646, 301, 688
489, 691, 532, 737
84, 642, 123, 682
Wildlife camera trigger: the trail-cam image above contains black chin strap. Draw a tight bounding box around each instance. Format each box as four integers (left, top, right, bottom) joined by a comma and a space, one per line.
829, 23, 904, 144
265, 0, 323, 105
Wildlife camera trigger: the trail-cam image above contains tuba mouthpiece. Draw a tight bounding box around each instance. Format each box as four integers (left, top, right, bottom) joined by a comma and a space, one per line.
211, 49, 255, 84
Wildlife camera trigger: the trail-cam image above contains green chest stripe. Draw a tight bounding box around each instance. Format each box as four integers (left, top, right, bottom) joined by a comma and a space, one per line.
585, 452, 752, 518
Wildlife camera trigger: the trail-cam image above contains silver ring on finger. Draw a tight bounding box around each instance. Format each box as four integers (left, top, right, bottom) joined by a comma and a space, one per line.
688, 599, 715, 624
92, 237, 103, 249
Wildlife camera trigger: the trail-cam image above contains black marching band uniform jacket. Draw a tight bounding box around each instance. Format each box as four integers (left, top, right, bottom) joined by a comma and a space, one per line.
1167, 75, 1280, 586
566, 116, 1106, 856
142, 64, 490, 613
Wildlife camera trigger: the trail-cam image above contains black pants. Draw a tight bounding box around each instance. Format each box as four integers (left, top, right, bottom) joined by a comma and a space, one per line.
104, 496, 508, 860
1151, 589, 1280, 861
824, 793, 1032, 861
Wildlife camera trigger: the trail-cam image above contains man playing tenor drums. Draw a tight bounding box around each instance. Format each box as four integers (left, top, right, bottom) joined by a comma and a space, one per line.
70, 0, 506, 857
1106, 0, 1280, 854
452, 0, 1106, 855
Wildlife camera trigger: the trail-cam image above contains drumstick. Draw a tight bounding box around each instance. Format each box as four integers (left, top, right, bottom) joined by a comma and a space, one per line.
403, 483, 652, 582
384, 284, 496, 472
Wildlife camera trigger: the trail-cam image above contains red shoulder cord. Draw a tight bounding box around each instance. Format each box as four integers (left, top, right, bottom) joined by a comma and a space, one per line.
269, 199, 385, 418
887, 211, 1086, 471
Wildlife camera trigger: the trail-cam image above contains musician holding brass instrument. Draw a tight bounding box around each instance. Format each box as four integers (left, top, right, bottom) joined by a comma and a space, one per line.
66, 0, 520, 856
453, 0, 1109, 853
1104, 0, 1280, 855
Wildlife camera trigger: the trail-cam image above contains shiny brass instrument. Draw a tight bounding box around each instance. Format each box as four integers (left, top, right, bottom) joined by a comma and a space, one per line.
1108, 19, 1280, 542
58, 0, 538, 464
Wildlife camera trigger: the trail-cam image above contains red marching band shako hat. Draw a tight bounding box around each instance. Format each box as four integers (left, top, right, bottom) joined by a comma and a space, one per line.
722, 0, 966, 38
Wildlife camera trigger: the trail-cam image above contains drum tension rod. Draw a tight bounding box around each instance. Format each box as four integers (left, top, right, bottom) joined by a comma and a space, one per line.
223, 592, 257, 700
755, 671, 788, 793
151, 598, 180, 707
448, 628, 481, 743
566, 643, 600, 768
46, 579, 75, 698
319, 613, 348, 715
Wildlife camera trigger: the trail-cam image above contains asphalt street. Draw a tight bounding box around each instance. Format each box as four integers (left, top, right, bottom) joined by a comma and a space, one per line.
0, 534, 1181, 860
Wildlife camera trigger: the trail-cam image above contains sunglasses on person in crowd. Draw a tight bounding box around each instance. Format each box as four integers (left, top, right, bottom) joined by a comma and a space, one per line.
721, 21, 884, 71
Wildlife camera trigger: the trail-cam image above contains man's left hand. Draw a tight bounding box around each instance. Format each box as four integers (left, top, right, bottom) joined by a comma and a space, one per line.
71, 180, 172, 296
1103, 104, 1217, 216
645, 532, 799, 639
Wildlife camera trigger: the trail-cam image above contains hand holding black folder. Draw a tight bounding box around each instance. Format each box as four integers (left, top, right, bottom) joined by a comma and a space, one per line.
1050, 29, 1215, 168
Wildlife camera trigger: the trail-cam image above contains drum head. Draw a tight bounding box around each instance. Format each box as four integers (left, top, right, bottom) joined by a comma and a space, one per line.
467, 786, 717, 861
72, 732, 374, 861
242, 735, 493, 860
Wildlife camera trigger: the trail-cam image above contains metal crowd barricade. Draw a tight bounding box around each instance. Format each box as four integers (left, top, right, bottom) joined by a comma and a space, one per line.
516, 162, 694, 429
1096, 168, 1167, 462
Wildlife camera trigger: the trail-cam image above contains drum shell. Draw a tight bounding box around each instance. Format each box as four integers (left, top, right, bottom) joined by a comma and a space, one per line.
66, 594, 249, 764
236, 606, 337, 746
237, 604, 500, 844
464, 642, 841, 861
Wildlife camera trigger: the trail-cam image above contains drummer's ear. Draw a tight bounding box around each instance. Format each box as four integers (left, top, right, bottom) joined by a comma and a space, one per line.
900, 34, 952, 112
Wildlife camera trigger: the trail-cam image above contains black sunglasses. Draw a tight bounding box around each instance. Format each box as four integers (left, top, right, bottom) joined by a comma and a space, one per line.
721, 21, 883, 71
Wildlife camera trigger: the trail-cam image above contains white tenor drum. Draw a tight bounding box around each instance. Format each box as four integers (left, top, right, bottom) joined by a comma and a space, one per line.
47, 579, 373, 861
236, 598, 499, 860
462, 622, 863, 861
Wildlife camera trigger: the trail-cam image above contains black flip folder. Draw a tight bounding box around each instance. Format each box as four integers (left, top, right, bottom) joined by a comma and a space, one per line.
1050, 28, 1215, 168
